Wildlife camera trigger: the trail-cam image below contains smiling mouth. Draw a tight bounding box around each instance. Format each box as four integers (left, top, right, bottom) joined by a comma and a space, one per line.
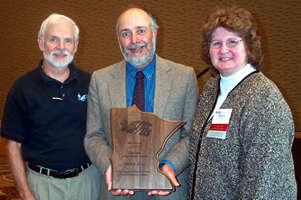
219, 57, 232, 61
131, 47, 144, 54
51, 52, 69, 59
127, 43, 147, 55
54, 54, 67, 58
127, 46, 145, 56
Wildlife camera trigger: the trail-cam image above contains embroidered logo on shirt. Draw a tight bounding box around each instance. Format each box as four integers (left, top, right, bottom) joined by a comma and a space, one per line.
77, 93, 88, 102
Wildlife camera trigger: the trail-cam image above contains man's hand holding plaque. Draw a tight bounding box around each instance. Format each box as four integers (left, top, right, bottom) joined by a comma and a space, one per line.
109, 105, 185, 194
105, 162, 179, 196
105, 165, 135, 195
147, 164, 180, 196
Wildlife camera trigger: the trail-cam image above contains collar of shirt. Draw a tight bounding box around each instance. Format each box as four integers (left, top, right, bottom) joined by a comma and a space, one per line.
209, 64, 256, 120
219, 63, 256, 96
125, 55, 156, 112
125, 55, 156, 80
38, 60, 79, 84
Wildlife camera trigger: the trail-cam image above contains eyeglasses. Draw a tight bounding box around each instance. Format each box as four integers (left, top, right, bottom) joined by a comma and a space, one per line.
210, 39, 243, 49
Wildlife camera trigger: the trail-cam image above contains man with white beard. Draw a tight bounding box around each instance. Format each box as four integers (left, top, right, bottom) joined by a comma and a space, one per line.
84, 7, 199, 200
1, 13, 100, 200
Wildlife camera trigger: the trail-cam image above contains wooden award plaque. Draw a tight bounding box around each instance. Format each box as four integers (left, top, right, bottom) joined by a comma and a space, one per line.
110, 105, 185, 191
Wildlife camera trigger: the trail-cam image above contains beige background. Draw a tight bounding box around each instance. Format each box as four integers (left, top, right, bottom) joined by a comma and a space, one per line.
0, 0, 300, 131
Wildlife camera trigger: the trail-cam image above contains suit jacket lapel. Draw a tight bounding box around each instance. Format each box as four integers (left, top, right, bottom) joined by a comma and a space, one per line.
107, 57, 172, 112
108, 61, 126, 108
154, 56, 172, 116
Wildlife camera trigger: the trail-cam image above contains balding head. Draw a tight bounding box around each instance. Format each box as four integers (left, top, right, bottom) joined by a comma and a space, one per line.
116, 8, 158, 68
116, 8, 158, 37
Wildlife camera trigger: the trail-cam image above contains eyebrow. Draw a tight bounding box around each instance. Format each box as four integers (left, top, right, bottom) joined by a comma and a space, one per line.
211, 37, 242, 41
135, 26, 147, 29
48, 35, 73, 41
120, 28, 130, 32
120, 26, 148, 32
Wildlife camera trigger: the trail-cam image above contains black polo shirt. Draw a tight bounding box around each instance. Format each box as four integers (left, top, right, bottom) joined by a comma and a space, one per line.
1, 61, 91, 171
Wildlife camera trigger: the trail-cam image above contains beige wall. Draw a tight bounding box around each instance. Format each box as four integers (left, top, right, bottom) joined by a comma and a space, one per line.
0, 0, 300, 131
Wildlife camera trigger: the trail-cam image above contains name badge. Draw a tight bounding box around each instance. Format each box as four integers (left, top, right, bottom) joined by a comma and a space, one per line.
207, 109, 232, 140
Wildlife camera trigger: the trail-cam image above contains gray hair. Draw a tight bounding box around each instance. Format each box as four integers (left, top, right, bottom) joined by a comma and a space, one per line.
38, 13, 79, 42
115, 8, 159, 37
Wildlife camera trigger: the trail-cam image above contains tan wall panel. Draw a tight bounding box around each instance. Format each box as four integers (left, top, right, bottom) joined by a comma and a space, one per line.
0, 0, 300, 130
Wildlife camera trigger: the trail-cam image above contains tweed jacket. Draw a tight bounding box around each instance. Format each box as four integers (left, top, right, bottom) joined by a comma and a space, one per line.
84, 55, 199, 200
188, 72, 297, 200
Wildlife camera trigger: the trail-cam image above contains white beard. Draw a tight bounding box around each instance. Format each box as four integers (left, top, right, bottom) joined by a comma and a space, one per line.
119, 33, 156, 67
43, 50, 74, 68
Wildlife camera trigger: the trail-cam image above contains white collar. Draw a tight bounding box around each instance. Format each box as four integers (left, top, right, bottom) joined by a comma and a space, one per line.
220, 63, 256, 95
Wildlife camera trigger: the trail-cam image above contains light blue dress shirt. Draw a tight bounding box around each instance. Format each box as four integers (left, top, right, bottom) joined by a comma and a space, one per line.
126, 55, 156, 112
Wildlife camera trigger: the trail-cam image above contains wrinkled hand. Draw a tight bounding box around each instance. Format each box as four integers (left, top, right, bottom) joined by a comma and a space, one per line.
105, 165, 134, 196
148, 164, 180, 196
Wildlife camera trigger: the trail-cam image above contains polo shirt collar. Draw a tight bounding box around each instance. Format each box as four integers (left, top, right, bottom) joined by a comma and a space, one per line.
38, 60, 79, 84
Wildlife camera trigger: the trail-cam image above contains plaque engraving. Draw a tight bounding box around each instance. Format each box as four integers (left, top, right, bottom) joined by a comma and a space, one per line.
110, 105, 185, 191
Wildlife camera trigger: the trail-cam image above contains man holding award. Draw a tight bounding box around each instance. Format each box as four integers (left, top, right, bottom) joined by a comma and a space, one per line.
84, 7, 198, 200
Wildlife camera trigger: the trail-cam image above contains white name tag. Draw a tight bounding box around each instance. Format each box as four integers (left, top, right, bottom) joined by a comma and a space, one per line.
207, 109, 232, 140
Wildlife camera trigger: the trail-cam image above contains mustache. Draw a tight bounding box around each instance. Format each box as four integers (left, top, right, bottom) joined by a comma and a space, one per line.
50, 50, 70, 56
127, 42, 147, 50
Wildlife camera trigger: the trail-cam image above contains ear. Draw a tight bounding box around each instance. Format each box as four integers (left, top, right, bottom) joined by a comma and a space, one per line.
154, 29, 158, 38
73, 40, 79, 53
37, 37, 44, 51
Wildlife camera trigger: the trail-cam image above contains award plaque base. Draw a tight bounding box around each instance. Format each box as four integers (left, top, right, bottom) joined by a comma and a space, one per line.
110, 105, 185, 191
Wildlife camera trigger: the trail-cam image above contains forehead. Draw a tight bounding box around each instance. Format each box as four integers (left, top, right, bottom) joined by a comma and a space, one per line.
45, 18, 75, 38
118, 9, 151, 32
211, 27, 241, 39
